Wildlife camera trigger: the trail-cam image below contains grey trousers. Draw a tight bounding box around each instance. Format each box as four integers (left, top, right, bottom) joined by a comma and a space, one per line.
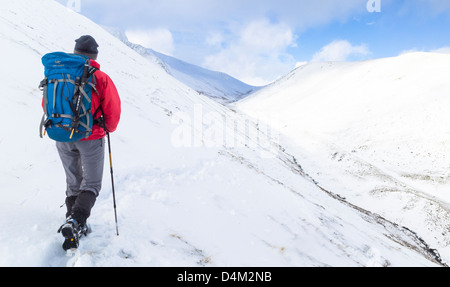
56, 138, 105, 198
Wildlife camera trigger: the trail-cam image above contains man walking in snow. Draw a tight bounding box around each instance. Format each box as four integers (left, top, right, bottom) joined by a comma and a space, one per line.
55, 35, 121, 249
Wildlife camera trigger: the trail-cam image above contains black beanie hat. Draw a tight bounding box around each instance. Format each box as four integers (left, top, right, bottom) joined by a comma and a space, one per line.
74, 35, 99, 56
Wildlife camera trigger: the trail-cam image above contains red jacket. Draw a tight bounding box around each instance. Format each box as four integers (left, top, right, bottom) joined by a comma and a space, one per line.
85, 60, 121, 141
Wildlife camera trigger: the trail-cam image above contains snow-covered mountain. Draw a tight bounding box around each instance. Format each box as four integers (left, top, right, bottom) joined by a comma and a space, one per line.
0, 0, 446, 267
105, 27, 260, 104
237, 53, 450, 263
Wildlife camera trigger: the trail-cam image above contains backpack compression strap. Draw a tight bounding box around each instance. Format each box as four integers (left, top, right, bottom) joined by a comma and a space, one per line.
69, 64, 98, 139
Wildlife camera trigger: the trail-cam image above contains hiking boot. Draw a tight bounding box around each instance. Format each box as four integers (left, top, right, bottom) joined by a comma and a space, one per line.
57, 216, 88, 251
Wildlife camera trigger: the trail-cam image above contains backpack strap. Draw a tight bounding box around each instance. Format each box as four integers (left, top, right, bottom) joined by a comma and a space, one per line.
39, 78, 49, 138
92, 105, 104, 127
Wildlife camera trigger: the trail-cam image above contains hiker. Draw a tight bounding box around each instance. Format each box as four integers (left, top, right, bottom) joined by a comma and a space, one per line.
41, 35, 121, 250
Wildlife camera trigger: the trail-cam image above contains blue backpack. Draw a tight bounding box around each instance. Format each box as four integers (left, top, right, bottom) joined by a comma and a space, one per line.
39, 52, 98, 142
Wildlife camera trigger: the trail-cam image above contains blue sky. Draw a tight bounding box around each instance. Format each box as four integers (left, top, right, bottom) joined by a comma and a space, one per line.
58, 0, 450, 85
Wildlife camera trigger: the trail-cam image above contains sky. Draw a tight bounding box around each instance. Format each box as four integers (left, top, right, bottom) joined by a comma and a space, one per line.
57, 0, 450, 86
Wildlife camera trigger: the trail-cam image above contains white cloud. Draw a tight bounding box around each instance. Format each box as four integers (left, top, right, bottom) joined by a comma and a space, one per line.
312, 40, 371, 62
79, 0, 371, 84
239, 20, 297, 52
82, 0, 366, 32
125, 28, 175, 56
203, 19, 297, 86
206, 32, 225, 47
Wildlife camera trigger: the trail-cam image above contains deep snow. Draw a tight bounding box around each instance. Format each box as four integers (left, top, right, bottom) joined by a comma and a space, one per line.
0, 0, 446, 267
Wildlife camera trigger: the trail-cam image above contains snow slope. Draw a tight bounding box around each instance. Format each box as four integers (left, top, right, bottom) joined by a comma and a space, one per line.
0, 0, 445, 267
151, 49, 261, 104
237, 53, 450, 263
105, 27, 260, 104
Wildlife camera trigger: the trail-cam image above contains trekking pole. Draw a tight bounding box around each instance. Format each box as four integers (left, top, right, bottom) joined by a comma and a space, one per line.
106, 131, 119, 236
